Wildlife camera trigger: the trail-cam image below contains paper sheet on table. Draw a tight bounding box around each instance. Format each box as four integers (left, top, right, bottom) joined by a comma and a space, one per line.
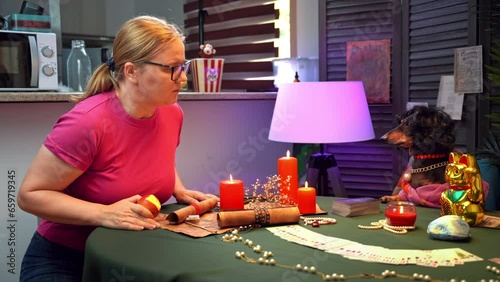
157, 201, 319, 237
476, 214, 500, 229
157, 211, 231, 237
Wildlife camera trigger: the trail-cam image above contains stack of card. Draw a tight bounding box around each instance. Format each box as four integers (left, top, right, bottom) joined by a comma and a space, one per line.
330, 197, 381, 217
267, 225, 483, 267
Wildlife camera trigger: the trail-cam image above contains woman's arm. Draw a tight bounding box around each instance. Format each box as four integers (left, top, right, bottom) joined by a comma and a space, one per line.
17, 145, 159, 230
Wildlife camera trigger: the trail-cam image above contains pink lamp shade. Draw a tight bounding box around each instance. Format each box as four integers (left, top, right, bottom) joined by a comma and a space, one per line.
268, 81, 375, 144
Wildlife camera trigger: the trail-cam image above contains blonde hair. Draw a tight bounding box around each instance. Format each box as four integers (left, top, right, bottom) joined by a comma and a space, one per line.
71, 15, 185, 102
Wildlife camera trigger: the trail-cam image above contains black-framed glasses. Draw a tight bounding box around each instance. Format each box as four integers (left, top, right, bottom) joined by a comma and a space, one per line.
144, 60, 190, 81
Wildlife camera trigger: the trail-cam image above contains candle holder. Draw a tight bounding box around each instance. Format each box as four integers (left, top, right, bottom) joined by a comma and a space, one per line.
384, 201, 417, 227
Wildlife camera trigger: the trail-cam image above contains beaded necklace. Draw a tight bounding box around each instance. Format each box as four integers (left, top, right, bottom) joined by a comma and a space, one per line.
301, 216, 337, 227
357, 219, 415, 234
221, 227, 500, 282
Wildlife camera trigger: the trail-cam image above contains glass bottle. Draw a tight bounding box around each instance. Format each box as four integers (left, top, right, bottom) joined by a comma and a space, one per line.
66, 40, 91, 92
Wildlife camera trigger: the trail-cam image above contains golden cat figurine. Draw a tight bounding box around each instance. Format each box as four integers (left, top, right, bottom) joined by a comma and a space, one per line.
440, 152, 485, 226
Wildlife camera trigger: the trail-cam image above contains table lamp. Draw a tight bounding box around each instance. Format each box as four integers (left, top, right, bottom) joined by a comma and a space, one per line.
268, 81, 375, 196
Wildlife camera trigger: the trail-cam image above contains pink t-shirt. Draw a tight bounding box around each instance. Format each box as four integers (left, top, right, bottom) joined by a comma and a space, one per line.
37, 90, 182, 251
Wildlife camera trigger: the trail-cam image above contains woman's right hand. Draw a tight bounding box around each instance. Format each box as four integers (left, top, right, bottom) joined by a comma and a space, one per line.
98, 195, 160, 231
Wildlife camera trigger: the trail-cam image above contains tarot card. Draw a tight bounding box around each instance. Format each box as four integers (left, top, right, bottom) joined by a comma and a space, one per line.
489, 257, 500, 265
452, 248, 483, 262
320, 237, 357, 252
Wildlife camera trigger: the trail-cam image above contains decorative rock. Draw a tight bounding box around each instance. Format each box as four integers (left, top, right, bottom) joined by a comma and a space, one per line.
427, 215, 471, 241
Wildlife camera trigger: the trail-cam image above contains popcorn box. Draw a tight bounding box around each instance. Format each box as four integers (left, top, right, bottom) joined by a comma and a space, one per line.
191, 58, 224, 92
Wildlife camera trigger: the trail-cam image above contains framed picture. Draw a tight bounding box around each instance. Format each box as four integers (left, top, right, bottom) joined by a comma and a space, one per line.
454, 45, 483, 93
346, 39, 391, 104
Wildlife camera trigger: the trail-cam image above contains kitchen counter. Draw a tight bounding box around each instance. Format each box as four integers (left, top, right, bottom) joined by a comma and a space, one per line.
0, 91, 277, 102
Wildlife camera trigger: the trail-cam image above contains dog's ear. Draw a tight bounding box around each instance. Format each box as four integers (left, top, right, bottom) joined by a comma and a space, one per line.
433, 110, 456, 151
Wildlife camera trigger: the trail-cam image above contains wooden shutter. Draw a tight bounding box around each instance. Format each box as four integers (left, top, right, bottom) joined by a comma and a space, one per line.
477, 0, 500, 138
321, 0, 491, 197
404, 0, 474, 151
183, 0, 279, 91
489, 2, 500, 137
320, 0, 402, 198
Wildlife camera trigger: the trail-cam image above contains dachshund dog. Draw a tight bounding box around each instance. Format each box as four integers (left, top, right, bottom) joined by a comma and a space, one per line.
380, 106, 456, 207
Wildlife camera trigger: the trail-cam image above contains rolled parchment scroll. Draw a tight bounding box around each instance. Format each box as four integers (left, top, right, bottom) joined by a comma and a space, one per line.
167, 198, 218, 224
217, 206, 300, 228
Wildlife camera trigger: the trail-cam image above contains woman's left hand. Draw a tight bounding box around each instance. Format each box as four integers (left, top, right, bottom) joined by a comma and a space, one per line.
173, 169, 219, 205
174, 188, 218, 205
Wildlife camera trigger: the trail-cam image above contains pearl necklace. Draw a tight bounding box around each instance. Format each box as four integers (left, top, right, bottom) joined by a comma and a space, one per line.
301, 216, 337, 227
357, 219, 415, 234
221, 228, 500, 281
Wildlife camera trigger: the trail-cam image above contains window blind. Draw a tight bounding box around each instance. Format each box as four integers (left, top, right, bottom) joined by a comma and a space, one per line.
404, 0, 472, 150
320, 0, 401, 197
183, 0, 279, 91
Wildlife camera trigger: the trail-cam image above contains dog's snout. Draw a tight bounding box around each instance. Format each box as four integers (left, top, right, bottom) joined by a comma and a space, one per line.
381, 127, 412, 148
380, 132, 389, 141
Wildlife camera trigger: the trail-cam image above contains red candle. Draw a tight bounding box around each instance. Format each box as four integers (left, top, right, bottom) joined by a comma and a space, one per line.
384, 201, 417, 226
278, 150, 298, 205
297, 181, 316, 214
219, 175, 244, 211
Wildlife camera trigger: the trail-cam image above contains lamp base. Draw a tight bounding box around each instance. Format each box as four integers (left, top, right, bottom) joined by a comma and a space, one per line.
306, 153, 347, 197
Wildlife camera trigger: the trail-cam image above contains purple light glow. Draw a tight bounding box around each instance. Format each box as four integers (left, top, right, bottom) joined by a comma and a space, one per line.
269, 81, 375, 144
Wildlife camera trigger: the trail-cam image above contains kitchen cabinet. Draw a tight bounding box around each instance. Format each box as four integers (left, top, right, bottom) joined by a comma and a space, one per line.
60, 0, 184, 39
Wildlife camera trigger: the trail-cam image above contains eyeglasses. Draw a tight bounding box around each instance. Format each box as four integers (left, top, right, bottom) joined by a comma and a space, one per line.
144, 60, 191, 81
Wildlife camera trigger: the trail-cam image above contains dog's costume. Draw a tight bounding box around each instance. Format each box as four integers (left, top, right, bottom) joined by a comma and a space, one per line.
397, 157, 489, 208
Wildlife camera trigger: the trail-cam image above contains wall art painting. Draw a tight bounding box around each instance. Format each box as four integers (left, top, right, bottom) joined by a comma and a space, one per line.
346, 39, 391, 104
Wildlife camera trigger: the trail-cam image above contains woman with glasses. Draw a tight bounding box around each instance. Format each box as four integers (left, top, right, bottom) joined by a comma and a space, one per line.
18, 15, 216, 282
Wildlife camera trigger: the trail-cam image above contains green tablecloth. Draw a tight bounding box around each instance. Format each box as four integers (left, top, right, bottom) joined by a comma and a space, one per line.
83, 197, 500, 282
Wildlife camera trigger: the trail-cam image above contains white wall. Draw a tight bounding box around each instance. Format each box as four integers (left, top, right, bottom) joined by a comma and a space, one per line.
0, 102, 75, 282
176, 100, 290, 198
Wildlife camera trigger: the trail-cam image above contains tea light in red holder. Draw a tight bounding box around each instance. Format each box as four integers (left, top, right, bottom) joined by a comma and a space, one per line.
297, 181, 316, 214
219, 174, 244, 211
384, 201, 417, 227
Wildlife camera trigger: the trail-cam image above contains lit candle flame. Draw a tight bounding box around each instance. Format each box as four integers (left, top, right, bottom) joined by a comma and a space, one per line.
286, 150, 290, 158
305, 181, 308, 188
229, 174, 233, 182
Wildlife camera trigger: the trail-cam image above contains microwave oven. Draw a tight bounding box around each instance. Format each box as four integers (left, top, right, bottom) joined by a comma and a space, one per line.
0, 30, 58, 91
